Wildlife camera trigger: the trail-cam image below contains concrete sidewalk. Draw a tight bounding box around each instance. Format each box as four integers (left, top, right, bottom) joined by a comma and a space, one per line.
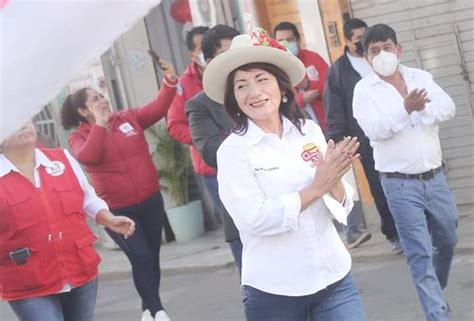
98, 227, 235, 280
97, 209, 474, 280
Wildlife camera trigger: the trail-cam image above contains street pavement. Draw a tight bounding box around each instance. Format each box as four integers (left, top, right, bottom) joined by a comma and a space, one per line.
1, 213, 473, 321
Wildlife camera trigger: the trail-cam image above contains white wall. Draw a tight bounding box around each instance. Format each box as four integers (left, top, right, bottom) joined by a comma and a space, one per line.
112, 19, 159, 108
297, 0, 330, 64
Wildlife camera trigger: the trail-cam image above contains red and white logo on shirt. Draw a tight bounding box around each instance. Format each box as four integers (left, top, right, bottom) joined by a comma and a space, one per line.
45, 161, 66, 176
301, 143, 320, 168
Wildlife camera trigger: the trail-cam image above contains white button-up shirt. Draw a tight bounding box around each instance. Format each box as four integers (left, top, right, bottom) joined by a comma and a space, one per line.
347, 52, 372, 78
0, 148, 108, 219
353, 65, 455, 174
217, 117, 353, 296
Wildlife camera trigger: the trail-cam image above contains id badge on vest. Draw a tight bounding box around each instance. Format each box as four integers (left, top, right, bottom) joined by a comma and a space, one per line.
119, 122, 137, 137
306, 66, 319, 82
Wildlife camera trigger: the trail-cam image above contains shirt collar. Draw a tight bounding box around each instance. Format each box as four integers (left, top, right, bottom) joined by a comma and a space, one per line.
0, 149, 56, 177
36, 149, 56, 168
244, 116, 300, 146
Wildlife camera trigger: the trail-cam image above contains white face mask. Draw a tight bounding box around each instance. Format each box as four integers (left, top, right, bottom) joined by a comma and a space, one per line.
287, 41, 299, 56
198, 52, 207, 67
372, 50, 399, 76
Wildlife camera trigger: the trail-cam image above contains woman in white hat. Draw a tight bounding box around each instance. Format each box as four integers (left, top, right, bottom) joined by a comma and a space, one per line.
203, 31, 367, 320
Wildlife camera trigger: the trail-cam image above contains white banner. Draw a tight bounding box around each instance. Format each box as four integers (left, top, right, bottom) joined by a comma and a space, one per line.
0, 0, 160, 141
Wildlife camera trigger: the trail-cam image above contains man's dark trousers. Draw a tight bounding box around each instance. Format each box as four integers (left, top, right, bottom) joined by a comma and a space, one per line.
359, 135, 398, 240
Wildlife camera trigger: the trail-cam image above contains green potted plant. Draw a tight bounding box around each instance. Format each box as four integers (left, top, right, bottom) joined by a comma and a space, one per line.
148, 123, 205, 242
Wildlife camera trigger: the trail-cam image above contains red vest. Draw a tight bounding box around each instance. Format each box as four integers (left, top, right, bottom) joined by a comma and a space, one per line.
0, 149, 100, 301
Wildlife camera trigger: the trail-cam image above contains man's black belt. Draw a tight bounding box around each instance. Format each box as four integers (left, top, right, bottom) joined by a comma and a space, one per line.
380, 166, 442, 180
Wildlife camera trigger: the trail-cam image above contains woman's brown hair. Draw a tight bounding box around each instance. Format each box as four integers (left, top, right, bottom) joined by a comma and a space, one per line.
60, 87, 90, 130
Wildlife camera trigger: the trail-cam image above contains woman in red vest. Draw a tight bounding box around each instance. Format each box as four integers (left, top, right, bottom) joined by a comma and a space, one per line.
61, 58, 177, 321
0, 121, 135, 321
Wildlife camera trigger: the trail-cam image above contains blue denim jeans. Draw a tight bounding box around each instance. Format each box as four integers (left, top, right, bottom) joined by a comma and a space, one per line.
381, 171, 457, 321
200, 175, 224, 223
242, 272, 367, 321
9, 278, 98, 321
344, 204, 364, 237
107, 192, 165, 316
229, 238, 243, 276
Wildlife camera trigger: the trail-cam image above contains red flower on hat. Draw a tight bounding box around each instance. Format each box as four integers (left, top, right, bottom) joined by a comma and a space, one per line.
251, 28, 288, 51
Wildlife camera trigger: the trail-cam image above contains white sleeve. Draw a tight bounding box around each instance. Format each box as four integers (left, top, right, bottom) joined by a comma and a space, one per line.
414, 71, 455, 125
64, 149, 108, 220
310, 123, 354, 224
322, 181, 354, 225
353, 82, 410, 141
217, 142, 302, 237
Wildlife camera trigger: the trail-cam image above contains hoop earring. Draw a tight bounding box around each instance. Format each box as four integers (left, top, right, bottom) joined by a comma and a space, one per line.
281, 95, 288, 103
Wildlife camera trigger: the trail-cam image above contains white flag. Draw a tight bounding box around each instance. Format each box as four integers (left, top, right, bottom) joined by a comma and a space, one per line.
0, 0, 160, 141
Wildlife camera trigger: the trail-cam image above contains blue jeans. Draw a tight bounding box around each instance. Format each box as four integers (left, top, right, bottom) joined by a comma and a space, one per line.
9, 278, 98, 321
229, 239, 243, 276
381, 171, 457, 321
200, 175, 224, 223
344, 204, 364, 236
242, 273, 366, 321
107, 193, 165, 316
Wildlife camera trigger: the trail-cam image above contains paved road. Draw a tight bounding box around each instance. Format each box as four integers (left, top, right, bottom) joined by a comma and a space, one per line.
1, 252, 473, 321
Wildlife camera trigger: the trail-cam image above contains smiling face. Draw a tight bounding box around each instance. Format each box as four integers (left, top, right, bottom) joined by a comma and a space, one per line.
77, 89, 111, 123
233, 68, 282, 125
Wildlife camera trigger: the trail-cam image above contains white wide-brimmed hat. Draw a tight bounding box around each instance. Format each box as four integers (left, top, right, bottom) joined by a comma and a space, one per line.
203, 33, 306, 104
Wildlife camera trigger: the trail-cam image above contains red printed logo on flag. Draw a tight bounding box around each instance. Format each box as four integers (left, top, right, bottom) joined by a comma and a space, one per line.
301, 143, 320, 168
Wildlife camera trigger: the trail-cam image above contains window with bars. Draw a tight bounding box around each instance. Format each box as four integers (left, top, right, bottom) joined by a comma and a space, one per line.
34, 105, 59, 148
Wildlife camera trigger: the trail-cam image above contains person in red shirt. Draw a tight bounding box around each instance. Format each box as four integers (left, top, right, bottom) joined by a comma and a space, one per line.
167, 26, 222, 230
61, 58, 177, 321
274, 21, 329, 132
0, 121, 134, 321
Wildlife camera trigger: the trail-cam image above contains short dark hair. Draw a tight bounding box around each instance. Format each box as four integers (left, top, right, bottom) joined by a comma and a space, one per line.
61, 88, 90, 130
273, 21, 300, 41
223, 62, 305, 135
201, 24, 240, 60
343, 18, 367, 40
362, 24, 398, 53
185, 26, 210, 52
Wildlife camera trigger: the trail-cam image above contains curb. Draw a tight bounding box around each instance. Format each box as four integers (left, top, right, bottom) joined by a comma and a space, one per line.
100, 261, 236, 281
99, 247, 474, 281
352, 246, 473, 264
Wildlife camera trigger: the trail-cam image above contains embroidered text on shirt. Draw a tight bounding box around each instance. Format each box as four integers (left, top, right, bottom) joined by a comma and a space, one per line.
254, 166, 280, 172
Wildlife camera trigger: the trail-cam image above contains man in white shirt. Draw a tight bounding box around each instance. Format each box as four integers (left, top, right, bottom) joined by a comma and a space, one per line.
353, 24, 457, 321
324, 18, 400, 253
